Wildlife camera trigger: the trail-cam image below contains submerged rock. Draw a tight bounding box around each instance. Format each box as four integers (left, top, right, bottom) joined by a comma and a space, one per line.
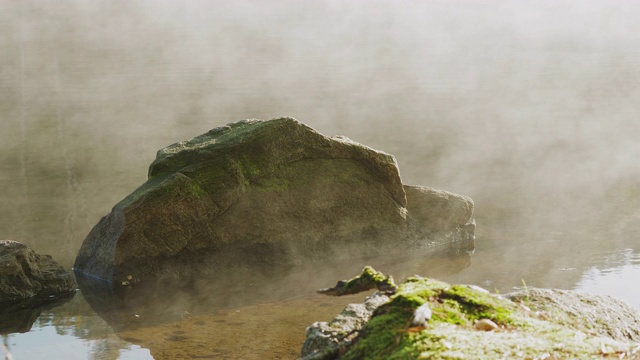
302, 268, 640, 359
0, 240, 76, 303
74, 118, 476, 284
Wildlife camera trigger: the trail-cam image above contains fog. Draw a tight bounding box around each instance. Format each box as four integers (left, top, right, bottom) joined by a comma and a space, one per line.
2, 1, 640, 357
2, 0, 640, 301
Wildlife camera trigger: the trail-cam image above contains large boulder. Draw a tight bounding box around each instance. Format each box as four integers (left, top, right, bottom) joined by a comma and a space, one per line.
0, 240, 76, 302
73, 118, 475, 284
302, 268, 640, 359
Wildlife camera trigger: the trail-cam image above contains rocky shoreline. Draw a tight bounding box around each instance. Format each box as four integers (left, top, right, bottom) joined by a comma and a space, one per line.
302, 267, 640, 359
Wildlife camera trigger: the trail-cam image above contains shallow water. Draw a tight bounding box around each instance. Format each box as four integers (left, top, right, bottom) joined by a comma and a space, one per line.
575, 249, 640, 310
2, 1, 640, 359
4, 241, 640, 359
3, 246, 640, 359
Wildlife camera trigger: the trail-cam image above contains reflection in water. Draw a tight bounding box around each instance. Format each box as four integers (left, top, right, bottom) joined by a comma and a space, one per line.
2, 292, 152, 360
75, 253, 470, 359
4, 326, 151, 360
575, 249, 640, 310
0, 292, 75, 335
4, 246, 640, 359
75, 251, 472, 329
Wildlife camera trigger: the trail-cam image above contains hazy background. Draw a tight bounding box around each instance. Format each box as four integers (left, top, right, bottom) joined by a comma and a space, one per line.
1, 0, 640, 290
2, 1, 640, 358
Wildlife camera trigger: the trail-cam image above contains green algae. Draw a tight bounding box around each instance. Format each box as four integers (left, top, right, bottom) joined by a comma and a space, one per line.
147, 117, 406, 206
237, 155, 262, 182
117, 172, 211, 211
187, 181, 207, 199
251, 159, 375, 195
437, 284, 516, 326
117, 174, 173, 208
149, 118, 304, 178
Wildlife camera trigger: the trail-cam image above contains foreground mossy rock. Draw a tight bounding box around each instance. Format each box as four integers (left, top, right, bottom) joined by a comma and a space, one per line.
0, 240, 76, 303
302, 270, 640, 360
74, 118, 475, 284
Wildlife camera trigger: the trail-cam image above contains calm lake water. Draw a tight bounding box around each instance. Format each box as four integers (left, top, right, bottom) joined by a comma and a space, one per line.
2, 1, 640, 359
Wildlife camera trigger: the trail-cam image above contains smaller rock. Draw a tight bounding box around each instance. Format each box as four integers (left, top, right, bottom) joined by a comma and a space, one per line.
474, 318, 499, 331
403, 185, 474, 233
317, 266, 397, 296
0, 240, 76, 303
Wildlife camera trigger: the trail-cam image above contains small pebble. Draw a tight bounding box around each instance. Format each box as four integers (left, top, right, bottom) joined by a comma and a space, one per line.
474, 318, 498, 331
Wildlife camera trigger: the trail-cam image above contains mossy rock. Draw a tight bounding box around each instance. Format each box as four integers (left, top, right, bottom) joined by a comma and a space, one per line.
74, 118, 476, 284
318, 266, 398, 296
303, 270, 640, 359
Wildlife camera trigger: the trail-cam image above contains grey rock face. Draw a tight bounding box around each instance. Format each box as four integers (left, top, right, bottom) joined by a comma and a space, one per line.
404, 185, 474, 233
0, 240, 76, 303
74, 118, 476, 284
301, 292, 390, 359
507, 288, 640, 342
404, 185, 476, 254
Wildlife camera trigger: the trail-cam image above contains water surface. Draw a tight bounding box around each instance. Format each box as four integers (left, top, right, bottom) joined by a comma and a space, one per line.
1, 1, 640, 359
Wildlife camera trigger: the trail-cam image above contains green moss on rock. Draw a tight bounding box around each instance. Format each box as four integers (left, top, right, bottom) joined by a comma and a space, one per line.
437, 284, 517, 326
340, 276, 520, 360
318, 266, 397, 296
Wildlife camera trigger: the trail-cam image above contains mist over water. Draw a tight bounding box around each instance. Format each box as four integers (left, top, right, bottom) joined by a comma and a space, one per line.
2, 1, 640, 358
